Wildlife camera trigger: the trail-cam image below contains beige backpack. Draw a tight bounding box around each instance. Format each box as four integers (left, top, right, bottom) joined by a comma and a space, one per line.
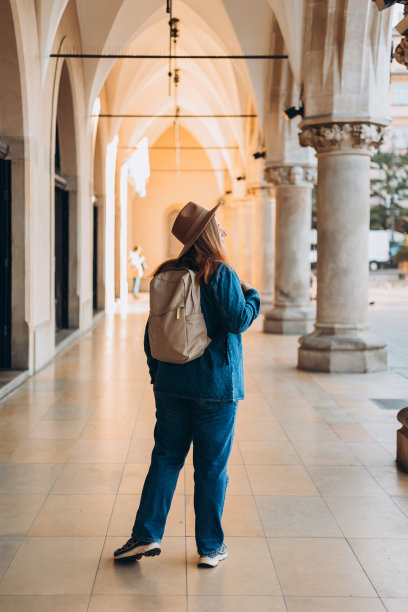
148, 267, 211, 363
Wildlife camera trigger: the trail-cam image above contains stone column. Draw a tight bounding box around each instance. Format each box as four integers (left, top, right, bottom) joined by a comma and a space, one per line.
263, 165, 315, 334
298, 122, 387, 373
219, 197, 240, 272
247, 184, 275, 305
237, 198, 253, 283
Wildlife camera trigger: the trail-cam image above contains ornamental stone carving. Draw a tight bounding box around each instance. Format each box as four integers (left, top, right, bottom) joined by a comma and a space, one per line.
299, 122, 385, 154
264, 165, 317, 187
395, 36, 408, 70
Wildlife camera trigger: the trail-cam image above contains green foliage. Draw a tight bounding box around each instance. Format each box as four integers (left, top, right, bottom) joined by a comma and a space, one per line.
393, 244, 408, 263
393, 235, 408, 263
370, 151, 408, 230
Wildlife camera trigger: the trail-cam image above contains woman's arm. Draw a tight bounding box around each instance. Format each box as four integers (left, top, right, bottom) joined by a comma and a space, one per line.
144, 321, 159, 384
212, 265, 260, 334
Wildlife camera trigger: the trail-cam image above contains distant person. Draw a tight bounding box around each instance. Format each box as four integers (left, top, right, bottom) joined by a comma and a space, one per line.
114, 201, 260, 568
129, 245, 146, 298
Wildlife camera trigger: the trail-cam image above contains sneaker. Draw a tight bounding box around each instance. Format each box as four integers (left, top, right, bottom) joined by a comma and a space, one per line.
198, 543, 228, 568
113, 538, 161, 560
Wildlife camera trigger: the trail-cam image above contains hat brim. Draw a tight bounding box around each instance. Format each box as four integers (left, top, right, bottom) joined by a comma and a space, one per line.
176, 200, 223, 259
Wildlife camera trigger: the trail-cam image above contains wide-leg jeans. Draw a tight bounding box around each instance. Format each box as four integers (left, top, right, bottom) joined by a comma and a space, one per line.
131, 391, 237, 556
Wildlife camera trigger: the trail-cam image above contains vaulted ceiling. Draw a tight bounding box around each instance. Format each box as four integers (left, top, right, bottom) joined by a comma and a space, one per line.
37, 0, 304, 172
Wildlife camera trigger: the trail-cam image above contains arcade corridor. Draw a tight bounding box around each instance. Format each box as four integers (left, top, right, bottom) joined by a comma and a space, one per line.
0, 299, 408, 611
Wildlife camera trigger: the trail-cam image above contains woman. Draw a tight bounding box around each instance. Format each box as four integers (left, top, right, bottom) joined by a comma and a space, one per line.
114, 200, 260, 567
128, 245, 146, 298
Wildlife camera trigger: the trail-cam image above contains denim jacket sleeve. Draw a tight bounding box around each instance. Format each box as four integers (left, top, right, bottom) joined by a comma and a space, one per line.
144, 321, 158, 384
212, 264, 260, 334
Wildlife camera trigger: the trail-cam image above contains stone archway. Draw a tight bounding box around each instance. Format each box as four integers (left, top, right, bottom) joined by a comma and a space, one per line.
0, 0, 29, 371
92, 126, 106, 312
54, 61, 79, 340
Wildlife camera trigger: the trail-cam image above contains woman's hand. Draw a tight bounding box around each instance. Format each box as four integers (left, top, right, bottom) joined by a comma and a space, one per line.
240, 280, 254, 294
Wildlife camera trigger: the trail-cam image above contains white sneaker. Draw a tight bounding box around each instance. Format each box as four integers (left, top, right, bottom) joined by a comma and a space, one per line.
198, 543, 228, 568
113, 538, 161, 560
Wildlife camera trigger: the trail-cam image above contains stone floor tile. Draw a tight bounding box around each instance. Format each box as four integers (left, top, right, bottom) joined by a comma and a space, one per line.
81, 420, 134, 440
0, 537, 104, 595
0, 495, 45, 535
348, 539, 408, 597
308, 465, 388, 497
0, 595, 89, 612
255, 495, 342, 538
88, 595, 187, 611
235, 419, 288, 441
0, 537, 23, 580
186, 494, 263, 537
392, 496, 408, 517
108, 494, 185, 537
0, 441, 18, 462
0, 464, 62, 494
291, 440, 360, 466
118, 463, 151, 494
28, 420, 87, 440
280, 421, 339, 441
268, 538, 376, 597
93, 537, 186, 595
238, 440, 300, 465
360, 422, 399, 443
366, 465, 408, 495
188, 595, 286, 611
187, 537, 281, 596
346, 442, 394, 466
51, 463, 123, 495
270, 408, 324, 423
29, 494, 115, 536
42, 404, 95, 421
68, 439, 130, 463
8, 439, 75, 463
381, 598, 408, 611
324, 496, 408, 538
126, 439, 155, 463
285, 597, 385, 611
246, 465, 319, 496
131, 420, 155, 440
331, 423, 375, 442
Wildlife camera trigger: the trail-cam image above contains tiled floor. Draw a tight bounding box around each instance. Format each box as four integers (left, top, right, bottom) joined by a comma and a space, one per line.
1, 296, 408, 611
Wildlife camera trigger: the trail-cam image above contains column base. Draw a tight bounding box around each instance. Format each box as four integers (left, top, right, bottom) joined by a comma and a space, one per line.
298, 331, 387, 373
397, 409, 408, 473
260, 291, 274, 311
263, 306, 315, 335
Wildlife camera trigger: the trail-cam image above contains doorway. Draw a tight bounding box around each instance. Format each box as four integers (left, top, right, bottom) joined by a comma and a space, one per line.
93, 204, 98, 311
0, 158, 11, 368
55, 185, 69, 331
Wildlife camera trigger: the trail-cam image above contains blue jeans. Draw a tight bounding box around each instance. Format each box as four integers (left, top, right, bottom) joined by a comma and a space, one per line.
131, 392, 237, 555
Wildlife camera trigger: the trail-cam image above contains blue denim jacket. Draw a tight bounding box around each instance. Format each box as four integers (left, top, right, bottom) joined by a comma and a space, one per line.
144, 262, 261, 401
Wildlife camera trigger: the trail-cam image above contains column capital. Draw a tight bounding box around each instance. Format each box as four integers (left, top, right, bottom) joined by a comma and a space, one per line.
264, 164, 317, 187
246, 183, 274, 198
299, 122, 386, 154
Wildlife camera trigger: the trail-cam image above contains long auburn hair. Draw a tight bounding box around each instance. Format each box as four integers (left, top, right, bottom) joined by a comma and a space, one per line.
153, 216, 228, 285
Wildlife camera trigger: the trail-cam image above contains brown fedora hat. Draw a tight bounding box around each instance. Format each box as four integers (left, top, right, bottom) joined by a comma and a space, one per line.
172, 200, 223, 258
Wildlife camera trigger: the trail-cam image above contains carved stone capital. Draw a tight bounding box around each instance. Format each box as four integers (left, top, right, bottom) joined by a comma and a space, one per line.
264, 165, 317, 187
299, 122, 385, 154
0, 142, 9, 159
246, 183, 274, 198
395, 36, 408, 70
